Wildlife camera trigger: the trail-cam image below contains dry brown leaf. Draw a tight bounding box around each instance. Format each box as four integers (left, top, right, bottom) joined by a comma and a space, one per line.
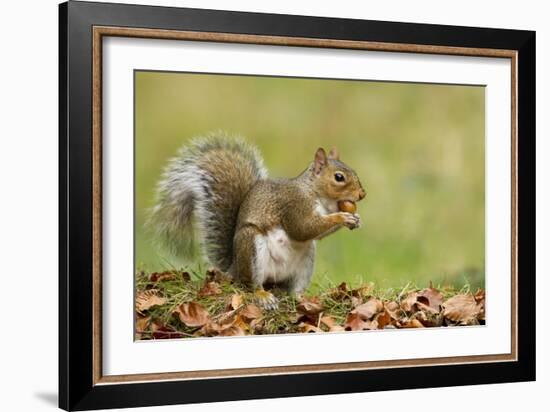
365, 319, 379, 330
151, 321, 185, 339
474, 289, 486, 321
296, 297, 324, 316
419, 313, 444, 327
135, 290, 167, 313
375, 308, 393, 329
217, 325, 246, 336
320, 315, 336, 328
329, 282, 349, 299
384, 301, 401, 320
174, 302, 210, 327
351, 296, 362, 308
229, 294, 244, 310
400, 291, 418, 312
345, 313, 367, 331
205, 267, 231, 283
198, 281, 222, 297
401, 318, 425, 328
231, 314, 251, 332
199, 321, 229, 337
474, 289, 485, 303
150, 271, 176, 282
250, 317, 265, 332
241, 304, 262, 321
352, 298, 383, 320
442, 294, 480, 324
344, 312, 378, 331
351, 283, 374, 298
416, 301, 439, 315
201, 313, 251, 336
320, 315, 345, 332
298, 322, 323, 333
136, 315, 151, 332
417, 288, 444, 312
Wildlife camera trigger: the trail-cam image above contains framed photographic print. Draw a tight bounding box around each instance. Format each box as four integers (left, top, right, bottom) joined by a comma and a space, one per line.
59, 1, 536, 410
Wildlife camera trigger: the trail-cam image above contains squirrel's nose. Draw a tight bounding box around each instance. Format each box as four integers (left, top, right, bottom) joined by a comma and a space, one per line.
358, 189, 366, 200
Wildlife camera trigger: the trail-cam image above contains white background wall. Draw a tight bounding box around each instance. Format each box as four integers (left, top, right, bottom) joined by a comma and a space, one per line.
0, 0, 546, 411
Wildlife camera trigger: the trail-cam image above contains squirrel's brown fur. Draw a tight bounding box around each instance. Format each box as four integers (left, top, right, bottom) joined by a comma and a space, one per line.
148, 133, 365, 302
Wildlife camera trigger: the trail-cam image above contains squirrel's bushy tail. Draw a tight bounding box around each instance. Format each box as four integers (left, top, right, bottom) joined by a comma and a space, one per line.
147, 133, 268, 270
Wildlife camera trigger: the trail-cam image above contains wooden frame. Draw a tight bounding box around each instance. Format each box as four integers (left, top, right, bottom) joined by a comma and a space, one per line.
60, 1, 535, 410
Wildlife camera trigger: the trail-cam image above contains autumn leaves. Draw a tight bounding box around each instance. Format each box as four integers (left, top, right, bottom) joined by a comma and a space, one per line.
135, 268, 485, 340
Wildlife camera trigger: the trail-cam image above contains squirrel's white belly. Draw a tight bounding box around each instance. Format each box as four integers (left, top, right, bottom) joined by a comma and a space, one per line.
253, 227, 313, 284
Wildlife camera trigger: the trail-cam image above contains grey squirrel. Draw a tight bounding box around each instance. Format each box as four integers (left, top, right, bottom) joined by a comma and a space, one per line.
148, 133, 366, 309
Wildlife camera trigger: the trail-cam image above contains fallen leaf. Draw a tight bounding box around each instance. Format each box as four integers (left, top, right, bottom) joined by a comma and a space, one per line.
320, 315, 336, 328
250, 317, 265, 332
199, 321, 225, 337
344, 312, 378, 331
375, 308, 392, 329
351, 283, 374, 298
229, 294, 244, 310
329, 282, 349, 299
298, 322, 323, 333
197, 311, 251, 336
474, 289, 485, 303
151, 321, 185, 339
320, 316, 345, 332
174, 302, 210, 327
417, 288, 444, 313
442, 294, 480, 324
198, 281, 222, 297
418, 313, 444, 327
400, 292, 418, 312
205, 267, 231, 283
135, 290, 167, 313
402, 318, 425, 328
135, 315, 151, 332
352, 298, 383, 320
241, 304, 262, 321
150, 271, 176, 282
474, 289, 486, 321
296, 297, 324, 316
345, 313, 366, 331
218, 325, 246, 336
351, 296, 362, 308
231, 314, 251, 331
384, 301, 401, 320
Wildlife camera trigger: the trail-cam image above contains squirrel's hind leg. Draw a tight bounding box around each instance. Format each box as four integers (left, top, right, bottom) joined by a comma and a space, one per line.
287, 241, 316, 296
232, 225, 279, 310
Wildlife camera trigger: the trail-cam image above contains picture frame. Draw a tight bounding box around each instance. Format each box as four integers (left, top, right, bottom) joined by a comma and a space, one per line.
59, 1, 536, 410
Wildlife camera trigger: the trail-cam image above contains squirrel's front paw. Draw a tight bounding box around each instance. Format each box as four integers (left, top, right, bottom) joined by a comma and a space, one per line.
341, 212, 361, 230
254, 289, 279, 311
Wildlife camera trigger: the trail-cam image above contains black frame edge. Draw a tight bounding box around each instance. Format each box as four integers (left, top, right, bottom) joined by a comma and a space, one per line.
516, 31, 536, 381
59, 2, 69, 410
59, 1, 536, 410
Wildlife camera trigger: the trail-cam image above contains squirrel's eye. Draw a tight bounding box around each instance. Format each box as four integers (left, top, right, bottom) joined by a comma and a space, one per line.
334, 172, 345, 182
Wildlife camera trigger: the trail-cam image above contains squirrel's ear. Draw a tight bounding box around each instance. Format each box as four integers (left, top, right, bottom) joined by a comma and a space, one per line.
314, 148, 327, 174
328, 147, 340, 160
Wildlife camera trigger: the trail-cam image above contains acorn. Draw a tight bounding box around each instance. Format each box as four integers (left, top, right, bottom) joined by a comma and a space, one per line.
337, 200, 357, 214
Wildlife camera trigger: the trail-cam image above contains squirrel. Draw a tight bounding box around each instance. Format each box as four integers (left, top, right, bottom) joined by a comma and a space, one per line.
147, 133, 366, 309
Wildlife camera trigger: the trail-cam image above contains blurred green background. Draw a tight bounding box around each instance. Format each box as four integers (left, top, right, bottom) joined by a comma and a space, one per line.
135, 71, 485, 290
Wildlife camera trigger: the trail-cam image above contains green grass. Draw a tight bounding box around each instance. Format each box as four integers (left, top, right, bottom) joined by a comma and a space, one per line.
135, 267, 483, 339
135, 71, 485, 290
